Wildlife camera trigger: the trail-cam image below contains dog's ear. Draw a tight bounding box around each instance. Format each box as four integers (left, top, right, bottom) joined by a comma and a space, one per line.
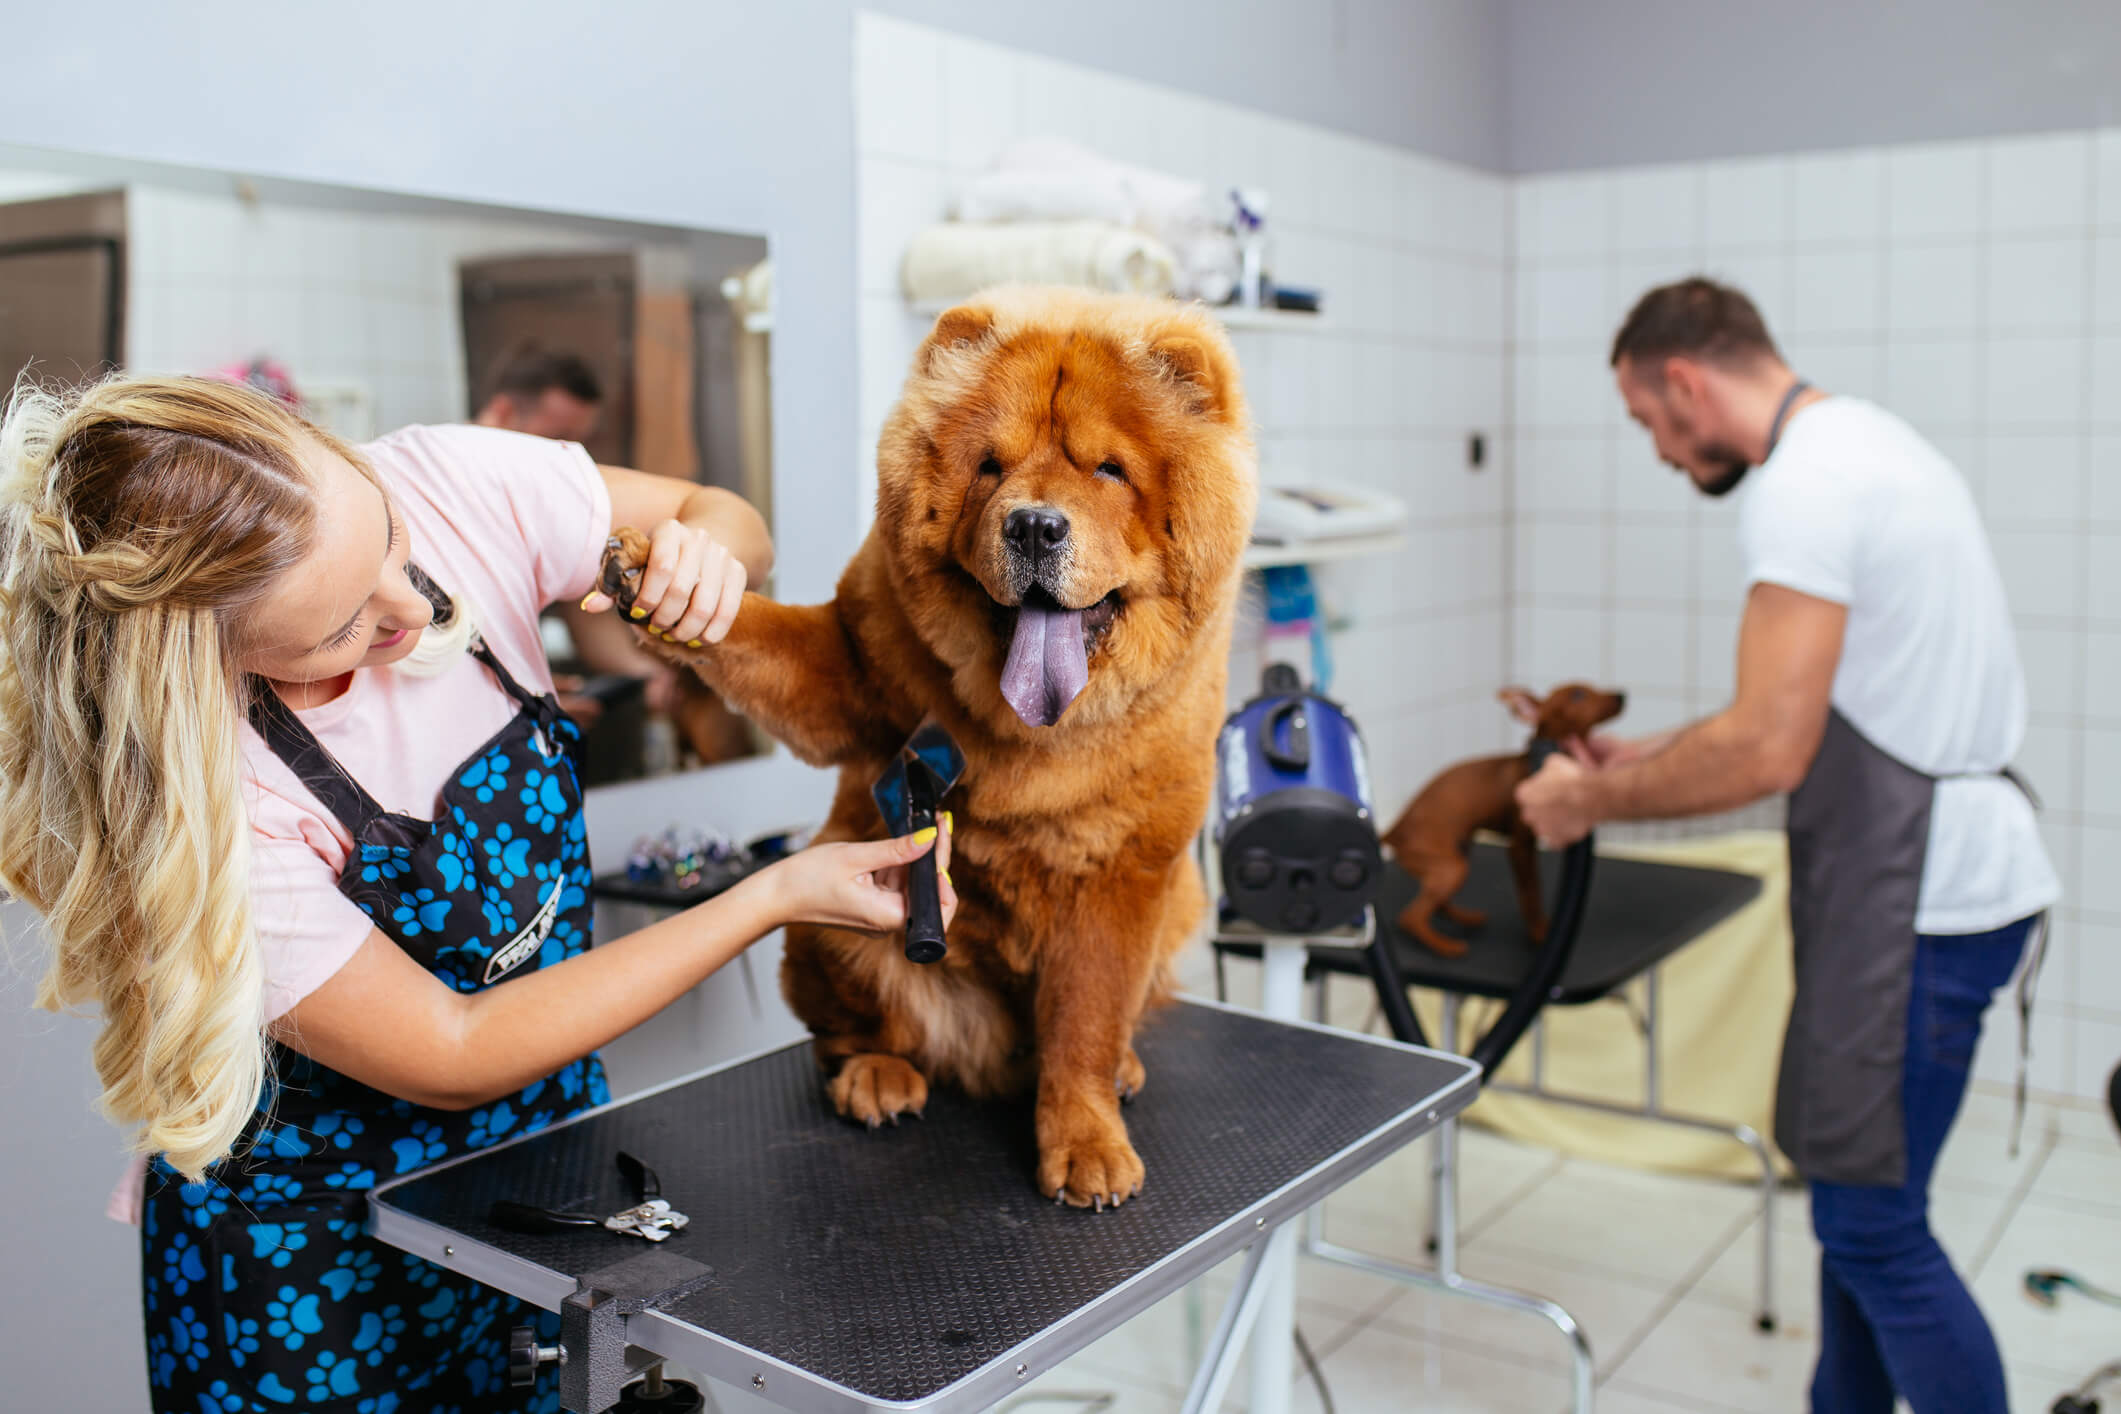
1149, 332, 1237, 422
918, 304, 996, 374
1498, 686, 1542, 725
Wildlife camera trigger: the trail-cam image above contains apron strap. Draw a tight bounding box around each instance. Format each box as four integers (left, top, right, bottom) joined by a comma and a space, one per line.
249, 562, 564, 833
247, 683, 390, 836
2011, 910, 2052, 1158
402, 560, 561, 725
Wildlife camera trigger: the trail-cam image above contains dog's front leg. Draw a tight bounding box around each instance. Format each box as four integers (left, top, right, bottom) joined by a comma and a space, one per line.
1031, 889, 1162, 1210
598, 529, 891, 767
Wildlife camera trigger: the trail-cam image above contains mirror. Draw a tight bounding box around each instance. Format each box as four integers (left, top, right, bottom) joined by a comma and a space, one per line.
0, 145, 773, 785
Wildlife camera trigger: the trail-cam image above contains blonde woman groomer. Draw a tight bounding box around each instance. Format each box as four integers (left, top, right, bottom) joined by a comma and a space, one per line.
0, 374, 954, 1413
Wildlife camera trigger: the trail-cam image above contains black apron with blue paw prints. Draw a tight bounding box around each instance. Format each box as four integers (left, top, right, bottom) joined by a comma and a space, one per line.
140, 567, 608, 1414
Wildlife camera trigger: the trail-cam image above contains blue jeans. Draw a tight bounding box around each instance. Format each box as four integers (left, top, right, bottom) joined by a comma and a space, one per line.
1808, 916, 2034, 1414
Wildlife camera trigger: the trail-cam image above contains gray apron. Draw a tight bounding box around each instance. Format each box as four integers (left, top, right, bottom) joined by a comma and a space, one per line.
1774, 710, 2044, 1186
1761, 382, 2043, 1186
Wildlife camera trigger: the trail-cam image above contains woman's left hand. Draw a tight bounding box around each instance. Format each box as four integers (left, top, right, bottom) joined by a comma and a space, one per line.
580, 519, 746, 647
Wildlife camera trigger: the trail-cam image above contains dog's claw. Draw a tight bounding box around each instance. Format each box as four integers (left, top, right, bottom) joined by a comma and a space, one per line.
866, 1116, 881, 1131
1092, 1194, 1105, 1213
596, 537, 644, 609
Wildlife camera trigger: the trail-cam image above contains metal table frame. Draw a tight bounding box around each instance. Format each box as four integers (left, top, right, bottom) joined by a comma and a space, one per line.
367, 999, 1478, 1414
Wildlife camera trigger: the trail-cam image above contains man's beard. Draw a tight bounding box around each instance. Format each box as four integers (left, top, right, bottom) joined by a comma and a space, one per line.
1695, 447, 1751, 498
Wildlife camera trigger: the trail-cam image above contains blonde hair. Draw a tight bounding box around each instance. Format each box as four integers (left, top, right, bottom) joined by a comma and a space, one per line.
0, 373, 364, 1180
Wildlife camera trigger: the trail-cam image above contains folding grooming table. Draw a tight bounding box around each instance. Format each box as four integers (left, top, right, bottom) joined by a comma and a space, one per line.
1215, 838, 1772, 1414
368, 999, 1477, 1414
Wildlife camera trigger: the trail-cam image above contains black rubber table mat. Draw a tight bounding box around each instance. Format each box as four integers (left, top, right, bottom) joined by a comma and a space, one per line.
1219, 843, 1762, 1003
370, 999, 1473, 1410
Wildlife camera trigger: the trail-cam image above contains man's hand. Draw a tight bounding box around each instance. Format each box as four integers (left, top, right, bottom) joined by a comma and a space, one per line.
1516, 753, 1600, 848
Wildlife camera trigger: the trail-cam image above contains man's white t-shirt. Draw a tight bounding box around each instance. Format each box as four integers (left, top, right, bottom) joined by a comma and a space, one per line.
1738, 396, 2060, 934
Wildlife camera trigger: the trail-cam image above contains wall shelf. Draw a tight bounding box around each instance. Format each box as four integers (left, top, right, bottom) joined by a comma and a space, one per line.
1242, 532, 1405, 570
905, 297, 1325, 331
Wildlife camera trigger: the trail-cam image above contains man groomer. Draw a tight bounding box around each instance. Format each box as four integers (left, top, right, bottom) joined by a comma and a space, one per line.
1518, 278, 2058, 1414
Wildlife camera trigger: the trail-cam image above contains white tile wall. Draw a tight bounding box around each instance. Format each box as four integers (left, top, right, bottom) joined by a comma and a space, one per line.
853, 13, 1514, 811
1512, 124, 2121, 1101
124, 186, 671, 435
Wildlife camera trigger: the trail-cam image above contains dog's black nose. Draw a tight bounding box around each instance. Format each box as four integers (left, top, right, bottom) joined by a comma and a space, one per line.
1004, 506, 1070, 559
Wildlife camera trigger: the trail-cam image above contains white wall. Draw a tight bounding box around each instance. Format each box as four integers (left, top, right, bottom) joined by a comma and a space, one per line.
1503, 0, 2121, 173
853, 14, 1516, 813
1510, 129, 2121, 1103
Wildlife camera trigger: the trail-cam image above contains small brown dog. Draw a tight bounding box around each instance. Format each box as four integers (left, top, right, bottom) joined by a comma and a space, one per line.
1381, 683, 1626, 958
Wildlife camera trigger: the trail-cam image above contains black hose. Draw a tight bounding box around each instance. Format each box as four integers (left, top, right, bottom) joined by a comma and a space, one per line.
1468, 835, 1597, 1077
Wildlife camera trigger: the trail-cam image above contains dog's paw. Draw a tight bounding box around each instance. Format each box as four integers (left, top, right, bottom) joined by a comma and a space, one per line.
829, 1053, 929, 1128
1115, 1047, 1146, 1103
596, 527, 653, 613
1038, 1120, 1145, 1211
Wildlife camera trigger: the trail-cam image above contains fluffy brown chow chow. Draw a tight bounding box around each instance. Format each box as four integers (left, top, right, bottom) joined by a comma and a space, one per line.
602, 286, 1256, 1207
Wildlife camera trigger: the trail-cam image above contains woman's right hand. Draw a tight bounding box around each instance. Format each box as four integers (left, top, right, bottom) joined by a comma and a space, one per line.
759, 820, 957, 933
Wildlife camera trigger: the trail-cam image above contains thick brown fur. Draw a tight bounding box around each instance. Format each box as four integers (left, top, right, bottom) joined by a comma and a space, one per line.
1380, 683, 1626, 958
600, 287, 1256, 1208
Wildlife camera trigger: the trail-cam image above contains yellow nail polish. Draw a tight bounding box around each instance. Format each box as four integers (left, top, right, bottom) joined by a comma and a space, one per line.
942, 811, 953, 831
912, 826, 937, 845
687, 638, 702, 648
578, 595, 596, 612
942, 869, 952, 887
629, 607, 647, 620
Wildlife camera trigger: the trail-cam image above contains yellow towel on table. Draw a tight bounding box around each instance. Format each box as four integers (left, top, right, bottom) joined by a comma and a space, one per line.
1412, 830, 1798, 1182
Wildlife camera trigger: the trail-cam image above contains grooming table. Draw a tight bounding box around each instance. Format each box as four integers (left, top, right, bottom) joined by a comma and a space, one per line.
1216, 838, 1771, 1414
368, 999, 1477, 1414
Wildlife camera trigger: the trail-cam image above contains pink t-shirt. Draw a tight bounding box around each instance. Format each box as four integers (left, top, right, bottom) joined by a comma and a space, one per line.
110, 424, 610, 1224
243, 423, 613, 1020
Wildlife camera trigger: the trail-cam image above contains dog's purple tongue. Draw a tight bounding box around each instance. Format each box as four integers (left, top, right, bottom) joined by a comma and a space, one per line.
1000, 601, 1088, 727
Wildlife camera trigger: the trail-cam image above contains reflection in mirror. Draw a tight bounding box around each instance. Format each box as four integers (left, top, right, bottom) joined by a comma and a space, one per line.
0, 146, 772, 785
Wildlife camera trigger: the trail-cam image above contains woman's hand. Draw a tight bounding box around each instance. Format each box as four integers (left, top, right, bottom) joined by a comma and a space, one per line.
580, 519, 746, 647
760, 819, 958, 933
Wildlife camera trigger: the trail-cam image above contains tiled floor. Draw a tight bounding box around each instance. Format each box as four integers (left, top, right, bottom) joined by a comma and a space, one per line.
994, 967, 2120, 1414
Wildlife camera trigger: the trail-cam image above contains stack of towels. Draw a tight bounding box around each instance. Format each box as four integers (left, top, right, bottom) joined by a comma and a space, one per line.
901, 138, 1241, 306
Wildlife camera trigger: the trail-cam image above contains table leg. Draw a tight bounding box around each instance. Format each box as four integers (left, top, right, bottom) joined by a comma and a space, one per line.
1180, 1239, 1274, 1414
1243, 940, 1309, 1414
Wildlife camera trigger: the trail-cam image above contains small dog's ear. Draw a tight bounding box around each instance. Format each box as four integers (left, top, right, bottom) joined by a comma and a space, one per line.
918, 304, 996, 374
1498, 686, 1542, 725
1149, 332, 1236, 422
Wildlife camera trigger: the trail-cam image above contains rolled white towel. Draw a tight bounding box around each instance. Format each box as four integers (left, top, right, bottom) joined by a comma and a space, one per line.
900, 221, 1178, 304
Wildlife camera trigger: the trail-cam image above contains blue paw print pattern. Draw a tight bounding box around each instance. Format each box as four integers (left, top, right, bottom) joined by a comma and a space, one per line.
169, 1305, 211, 1373
518, 766, 570, 832
236, 1170, 303, 1207
306, 1349, 363, 1401
312, 1113, 365, 1150
265, 1286, 325, 1351
247, 1220, 308, 1269
323, 1162, 377, 1191
138, 676, 611, 1411
435, 829, 478, 894
465, 1100, 517, 1149
391, 1119, 448, 1175
478, 884, 518, 939
321, 1248, 382, 1302
256, 1371, 301, 1405
356, 843, 413, 886
162, 1230, 207, 1296
175, 1178, 230, 1230
353, 1305, 407, 1367
481, 821, 532, 888
196, 1377, 248, 1412
459, 747, 512, 803
391, 887, 451, 938
223, 1312, 262, 1368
